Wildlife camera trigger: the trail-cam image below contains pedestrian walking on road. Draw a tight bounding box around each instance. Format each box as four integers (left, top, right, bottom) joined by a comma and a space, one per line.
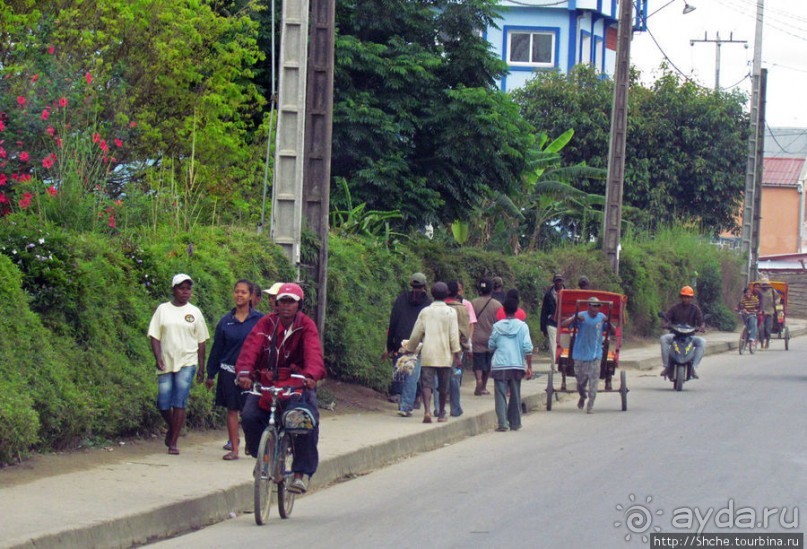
148, 274, 210, 455
541, 274, 565, 372
471, 278, 502, 396
488, 294, 533, 431
403, 282, 461, 424
561, 296, 613, 414
438, 280, 472, 417
205, 279, 263, 460
384, 272, 432, 416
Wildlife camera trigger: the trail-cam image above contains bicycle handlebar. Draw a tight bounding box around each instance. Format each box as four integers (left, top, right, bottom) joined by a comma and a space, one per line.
242, 374, 307, 397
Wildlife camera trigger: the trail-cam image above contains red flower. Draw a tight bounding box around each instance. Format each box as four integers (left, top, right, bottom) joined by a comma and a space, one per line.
99, 140, 109, 153
31, 74, 39, 82
46, 126, 55, 136
46, 185, 58, 196
0, 120, 5, 131
17, 96, 26, 107
129, 121, 137, 128
0, 147, 5, 158
19, 173, 31, 182
55, 137, 63, 148
58, 97, 68, 108
114, 138, 123, 148
11, 173, 18, 181
85, 72, 93, 85
19, 151, 29, 162
0, 193, 7, 203
114, 199, 123, 206
0, 174, 6, 185
108, 214, 116, 228
47, 46, 55, 54
41, 109, 50, 120
42, 155, 55, 169
19, 192, 32, 209
92, 132, 101, 143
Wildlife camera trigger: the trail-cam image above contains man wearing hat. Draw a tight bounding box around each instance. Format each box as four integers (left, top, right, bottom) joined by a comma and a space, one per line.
561, 297, 614, 414
384, 272, 432, 416
261, 281, 284, 312
236, 282, 326, 494
540, 273, 566, 371
148, 274, 210, 455
755, 277, 779, 349
659, 285, 705, 378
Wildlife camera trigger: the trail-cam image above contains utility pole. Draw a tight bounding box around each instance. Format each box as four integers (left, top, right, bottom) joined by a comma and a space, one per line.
303, 0, 336, 341
690, 32, 747, 91
741, 0, 764, 285
602, 0, 633, 274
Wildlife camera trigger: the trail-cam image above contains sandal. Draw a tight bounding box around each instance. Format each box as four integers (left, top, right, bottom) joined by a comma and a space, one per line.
223, 440, 233, 451
168, 446, 180, 455
222, 451, 239, 461
423, 414, 432, 424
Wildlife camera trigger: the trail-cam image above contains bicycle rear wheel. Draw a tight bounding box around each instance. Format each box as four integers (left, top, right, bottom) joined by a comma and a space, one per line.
277, 433, 296, 518
254, 429, 276, 525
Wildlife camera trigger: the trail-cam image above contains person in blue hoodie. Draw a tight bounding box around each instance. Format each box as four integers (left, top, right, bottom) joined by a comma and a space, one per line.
488, 292, 533, 432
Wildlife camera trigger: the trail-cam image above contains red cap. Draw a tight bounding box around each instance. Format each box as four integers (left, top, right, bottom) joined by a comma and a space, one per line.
276, 283, 304, 301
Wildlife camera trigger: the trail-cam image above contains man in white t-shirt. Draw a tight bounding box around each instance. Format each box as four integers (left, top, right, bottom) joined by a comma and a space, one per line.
148, 273, 209, 455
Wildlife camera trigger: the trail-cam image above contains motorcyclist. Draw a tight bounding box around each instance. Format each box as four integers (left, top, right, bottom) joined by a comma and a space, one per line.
659, 286, 706, 379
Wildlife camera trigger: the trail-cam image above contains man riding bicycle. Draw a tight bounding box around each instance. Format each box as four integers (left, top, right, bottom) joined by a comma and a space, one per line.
236, 283, 326, 494
659, 286, 706, 379
737, 286, 760, 349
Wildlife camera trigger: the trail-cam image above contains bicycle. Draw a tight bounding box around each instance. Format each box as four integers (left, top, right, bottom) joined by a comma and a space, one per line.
738, 312, 756, 355
245, 374, 307, 525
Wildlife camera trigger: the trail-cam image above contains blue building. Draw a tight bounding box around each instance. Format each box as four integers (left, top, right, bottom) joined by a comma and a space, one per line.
487, 0, 624, 91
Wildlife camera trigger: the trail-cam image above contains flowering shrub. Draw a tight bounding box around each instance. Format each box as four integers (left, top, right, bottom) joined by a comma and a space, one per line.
0, 219, 79, 321
0, 48, 136, 231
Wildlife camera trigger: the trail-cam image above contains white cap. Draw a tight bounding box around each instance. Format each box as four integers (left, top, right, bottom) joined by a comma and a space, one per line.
263, 282, 283, 296
172, 273, 193, 287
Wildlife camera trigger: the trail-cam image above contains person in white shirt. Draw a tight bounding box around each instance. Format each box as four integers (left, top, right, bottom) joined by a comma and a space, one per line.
148, 273, 210, 455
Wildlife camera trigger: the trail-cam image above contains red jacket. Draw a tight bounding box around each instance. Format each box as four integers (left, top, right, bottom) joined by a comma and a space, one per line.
235, 312, 326, 409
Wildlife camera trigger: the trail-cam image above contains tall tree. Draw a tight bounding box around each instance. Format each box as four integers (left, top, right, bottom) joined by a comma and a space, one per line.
512, 65, 749, 234
331, 0, 535, 227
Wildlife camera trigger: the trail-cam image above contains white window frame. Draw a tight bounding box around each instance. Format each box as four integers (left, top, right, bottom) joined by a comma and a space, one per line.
506, 29, 557, 68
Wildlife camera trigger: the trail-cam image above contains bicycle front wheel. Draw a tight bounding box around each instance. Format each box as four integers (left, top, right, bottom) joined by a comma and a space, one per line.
254, 428, 277, 525
277, 433, 296, 518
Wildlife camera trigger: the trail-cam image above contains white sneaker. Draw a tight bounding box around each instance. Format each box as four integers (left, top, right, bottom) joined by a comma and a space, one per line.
288, 477, 307, 494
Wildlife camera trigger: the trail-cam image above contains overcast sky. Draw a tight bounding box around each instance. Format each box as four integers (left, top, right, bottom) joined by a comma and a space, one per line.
631, 0, 807, 128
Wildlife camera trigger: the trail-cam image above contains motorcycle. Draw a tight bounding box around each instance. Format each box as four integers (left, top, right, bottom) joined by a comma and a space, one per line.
659, 312, 705, 392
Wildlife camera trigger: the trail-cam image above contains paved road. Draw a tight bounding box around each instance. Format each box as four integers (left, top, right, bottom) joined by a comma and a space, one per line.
153, 343, 807, 548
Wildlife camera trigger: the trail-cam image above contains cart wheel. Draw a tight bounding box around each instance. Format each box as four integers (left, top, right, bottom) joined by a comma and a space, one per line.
546, 368, 554, 411
785, 326, 790, 351
619, 370, 628, 412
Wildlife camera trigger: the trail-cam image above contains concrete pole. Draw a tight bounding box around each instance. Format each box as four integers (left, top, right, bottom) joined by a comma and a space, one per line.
602, 0, 633, 274
741, 0, 764, 286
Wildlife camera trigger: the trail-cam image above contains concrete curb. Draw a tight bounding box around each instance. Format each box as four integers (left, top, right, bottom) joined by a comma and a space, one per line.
12, 326, 804, 548
11, 394, 553, 549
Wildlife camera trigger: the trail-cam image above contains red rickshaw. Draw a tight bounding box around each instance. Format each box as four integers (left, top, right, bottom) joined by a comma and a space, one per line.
545, 289, 629, 411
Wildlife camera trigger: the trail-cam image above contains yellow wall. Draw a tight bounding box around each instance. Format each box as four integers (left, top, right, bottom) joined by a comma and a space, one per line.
760, 187, 802, 255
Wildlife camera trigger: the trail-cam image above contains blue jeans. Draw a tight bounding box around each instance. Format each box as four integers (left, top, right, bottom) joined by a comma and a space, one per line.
433, 365, 463, 417
157, 365, 196, 410
742, 313, 758, 341
399, 355, 422, 413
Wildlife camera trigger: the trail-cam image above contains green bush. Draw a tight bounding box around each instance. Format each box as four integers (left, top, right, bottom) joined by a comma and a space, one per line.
0, 218, 746, 460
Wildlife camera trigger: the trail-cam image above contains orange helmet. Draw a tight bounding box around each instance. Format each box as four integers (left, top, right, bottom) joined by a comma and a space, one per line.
680, 285, 695, 297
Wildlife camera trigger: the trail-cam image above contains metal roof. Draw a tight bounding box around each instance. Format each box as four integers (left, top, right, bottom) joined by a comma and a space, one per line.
763, 157, 805, 187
